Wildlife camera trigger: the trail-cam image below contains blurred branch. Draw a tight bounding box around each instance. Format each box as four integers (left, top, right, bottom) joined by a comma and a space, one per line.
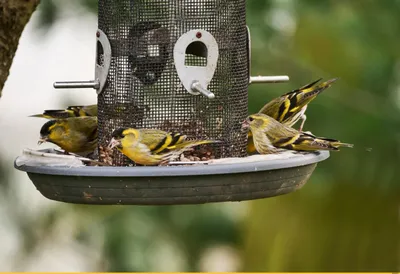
0, 0, 40, 98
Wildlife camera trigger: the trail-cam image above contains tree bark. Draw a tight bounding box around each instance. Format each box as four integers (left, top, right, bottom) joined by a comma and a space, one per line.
0, 0, 40, 98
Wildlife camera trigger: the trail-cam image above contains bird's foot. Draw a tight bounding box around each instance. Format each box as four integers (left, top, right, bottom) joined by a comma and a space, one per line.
298, 114, 307, 132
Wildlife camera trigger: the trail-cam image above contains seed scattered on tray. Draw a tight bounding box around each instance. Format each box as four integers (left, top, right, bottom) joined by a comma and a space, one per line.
99, 145, 114, 166
182, 145, 216, 162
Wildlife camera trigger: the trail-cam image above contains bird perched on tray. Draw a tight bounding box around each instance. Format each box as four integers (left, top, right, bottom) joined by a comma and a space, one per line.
247, 78, 338, 154
30, 104, 97, 119
243, 113, 353, 154
108, 127, 219, 166
37, 116, 98, 157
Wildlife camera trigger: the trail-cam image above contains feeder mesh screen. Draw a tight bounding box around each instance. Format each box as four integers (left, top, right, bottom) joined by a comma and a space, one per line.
97, 0, 248, 166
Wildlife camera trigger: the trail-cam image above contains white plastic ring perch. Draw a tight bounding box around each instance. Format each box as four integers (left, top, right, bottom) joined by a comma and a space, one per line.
174, 29, 219, 99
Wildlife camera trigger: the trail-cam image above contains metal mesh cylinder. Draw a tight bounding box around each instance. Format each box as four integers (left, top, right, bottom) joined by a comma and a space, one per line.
97, 0, 249, 166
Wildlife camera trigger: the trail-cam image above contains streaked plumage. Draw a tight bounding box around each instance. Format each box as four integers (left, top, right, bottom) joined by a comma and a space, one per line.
247, 78, 338, 154
38, 116, 98, 156
30, 104, 97, 119
109, 127, 219, 166
259, 78, 338, 130
244, 113, 353, 154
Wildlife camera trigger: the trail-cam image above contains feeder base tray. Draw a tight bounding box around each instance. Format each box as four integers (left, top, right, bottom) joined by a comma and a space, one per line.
14, 151, 329, 205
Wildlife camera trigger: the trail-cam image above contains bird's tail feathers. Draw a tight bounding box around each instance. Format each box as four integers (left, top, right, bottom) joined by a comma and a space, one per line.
329, 141, 354, 149
160, 140, 221, 162
284, 78, 322, 96
170, 139, 221, 151
29, 109, 74, 119
301, 78, 339, 99
301, 132, 353, 150
29, 114, 48, 118
298, 78, 322, 90
319, 77, 339, 87
313, 137, 354, 150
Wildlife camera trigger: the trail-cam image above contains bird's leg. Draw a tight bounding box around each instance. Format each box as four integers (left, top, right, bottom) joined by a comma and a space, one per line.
298, 114, 307, 132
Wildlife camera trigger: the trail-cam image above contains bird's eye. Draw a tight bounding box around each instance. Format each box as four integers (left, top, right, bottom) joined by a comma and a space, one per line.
248, 117, 254, 122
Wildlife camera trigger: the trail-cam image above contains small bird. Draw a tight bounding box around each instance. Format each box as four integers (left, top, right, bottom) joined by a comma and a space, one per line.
30, 104, 97, 119
258, 78, 338, 131
247, 78, 338, 154
108, 127, 219, 166
38, 116, 98, 157
243, 113, 353, 154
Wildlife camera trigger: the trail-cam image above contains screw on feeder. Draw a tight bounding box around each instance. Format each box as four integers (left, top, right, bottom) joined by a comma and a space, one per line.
191, 80, 215, 99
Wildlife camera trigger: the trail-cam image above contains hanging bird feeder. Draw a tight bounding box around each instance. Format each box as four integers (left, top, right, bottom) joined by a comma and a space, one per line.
14, 0, 330, 205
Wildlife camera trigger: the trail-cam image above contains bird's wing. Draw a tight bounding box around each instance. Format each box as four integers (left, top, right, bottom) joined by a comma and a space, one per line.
140, 129, 186, 153
282, 78, 322, 96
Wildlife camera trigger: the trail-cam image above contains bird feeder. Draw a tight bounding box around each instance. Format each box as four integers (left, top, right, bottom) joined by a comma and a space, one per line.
14, 0, 330, 205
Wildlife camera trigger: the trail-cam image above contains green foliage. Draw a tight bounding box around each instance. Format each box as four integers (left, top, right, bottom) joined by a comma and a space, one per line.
245, 0, 399, 271
80, 0, 98, 13
243, 183, 399, 271
35, 0, 98, 31
36, 0, 58, 30
100, 205, 240, 271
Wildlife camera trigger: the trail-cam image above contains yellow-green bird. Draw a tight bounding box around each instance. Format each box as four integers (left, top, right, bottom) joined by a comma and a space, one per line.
30, 104, 97, 119
243, 113, 353, 154
38, 116, 98, 156
108, 127, 219, 166
259, 78, 338, 130
247, 78, 338, 154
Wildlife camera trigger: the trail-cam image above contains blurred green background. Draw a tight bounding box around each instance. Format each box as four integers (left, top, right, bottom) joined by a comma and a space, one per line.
0, 0, 398, 271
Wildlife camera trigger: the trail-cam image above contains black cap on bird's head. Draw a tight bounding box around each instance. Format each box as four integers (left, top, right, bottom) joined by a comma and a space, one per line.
109, 127, 131, 149
38, 120, 57, 145
111, 127, 130, 139
40, 120, 57, 137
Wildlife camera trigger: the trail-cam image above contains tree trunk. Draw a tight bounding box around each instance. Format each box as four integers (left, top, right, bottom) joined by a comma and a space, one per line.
0, 0, 40, 98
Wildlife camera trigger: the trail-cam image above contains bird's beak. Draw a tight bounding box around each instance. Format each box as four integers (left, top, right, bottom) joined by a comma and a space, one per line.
37, 137, 48, 145
241, 119, 250, 130
108, 138, 121, 149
